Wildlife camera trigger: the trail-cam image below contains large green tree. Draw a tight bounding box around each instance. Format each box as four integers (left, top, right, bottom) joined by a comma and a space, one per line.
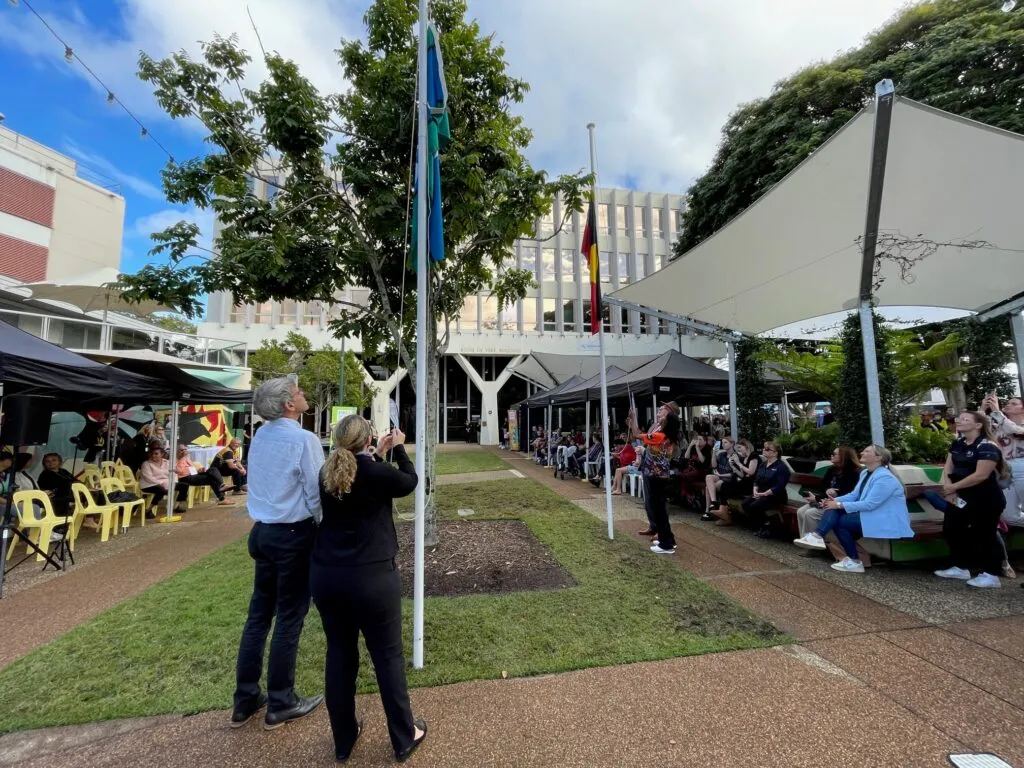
734, 336, 775, 447
833, 311, 902, 451
119, 0, 588, 543
676, 0, 1024, 257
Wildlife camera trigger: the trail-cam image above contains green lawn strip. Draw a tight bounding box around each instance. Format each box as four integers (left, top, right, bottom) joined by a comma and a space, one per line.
424, 450, 510, 475
0, 479, 785, 733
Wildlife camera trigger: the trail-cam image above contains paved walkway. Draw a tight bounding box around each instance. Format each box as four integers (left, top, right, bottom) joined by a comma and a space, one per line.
2, 450, 1022, 767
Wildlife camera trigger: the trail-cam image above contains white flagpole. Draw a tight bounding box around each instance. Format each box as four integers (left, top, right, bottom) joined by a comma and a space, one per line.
412, 0, 429, 669
587, 122, 614, 541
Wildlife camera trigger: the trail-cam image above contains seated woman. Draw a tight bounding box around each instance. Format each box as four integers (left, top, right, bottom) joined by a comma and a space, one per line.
139, 444, 188, 514
795, 446, 862, 540
36, 452, 96, 531
703, 436, 736, 518
793, 444, 913, 573
739, 441, 792, 537
174, 445, 232, 505
681, 434, 712, 484
611, 441, 639, 495
710, 439, 759, 525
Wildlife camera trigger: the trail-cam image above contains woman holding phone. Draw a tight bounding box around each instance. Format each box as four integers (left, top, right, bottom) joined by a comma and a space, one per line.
934, 411, 1006, 589
310, 417, 428, 762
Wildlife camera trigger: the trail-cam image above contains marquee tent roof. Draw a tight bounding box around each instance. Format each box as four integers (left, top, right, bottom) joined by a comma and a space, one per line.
0, 322, 173, 405
610, 98, 1024, 334
548, 366, 631, 406
108, 359, 253, 405
520, 374, 586, 408
604, 350, 735, 404
510, 352, 661, 388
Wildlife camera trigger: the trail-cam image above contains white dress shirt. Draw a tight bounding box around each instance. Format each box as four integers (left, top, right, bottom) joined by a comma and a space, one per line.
245, 417, 324, 524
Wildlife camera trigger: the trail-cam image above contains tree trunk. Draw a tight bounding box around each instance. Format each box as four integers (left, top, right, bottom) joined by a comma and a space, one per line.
934, 348, 966, 412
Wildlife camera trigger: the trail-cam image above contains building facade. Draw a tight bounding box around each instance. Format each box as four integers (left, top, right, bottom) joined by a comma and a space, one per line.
201, 183, 726, 443
0, 126, 125, 283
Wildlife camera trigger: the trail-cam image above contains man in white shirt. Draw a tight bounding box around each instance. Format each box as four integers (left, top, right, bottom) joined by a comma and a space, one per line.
231, 376, 325, 730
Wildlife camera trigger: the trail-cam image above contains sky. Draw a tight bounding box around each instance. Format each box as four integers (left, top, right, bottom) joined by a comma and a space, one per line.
0, 0, 910, 287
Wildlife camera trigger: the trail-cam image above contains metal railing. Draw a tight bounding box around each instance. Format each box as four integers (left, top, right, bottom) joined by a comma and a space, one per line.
0, 308, 248, 368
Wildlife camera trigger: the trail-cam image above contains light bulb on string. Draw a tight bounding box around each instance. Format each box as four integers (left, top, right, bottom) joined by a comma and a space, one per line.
1003, 0, 1017, 11
64, 45, 73, 63
140, 127, 148, 139
9, 0, 19, 8
106, 91, 115, 106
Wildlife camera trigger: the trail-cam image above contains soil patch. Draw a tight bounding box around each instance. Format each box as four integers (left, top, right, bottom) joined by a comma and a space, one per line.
396, 520, 576, 597
669, 594, 780, 641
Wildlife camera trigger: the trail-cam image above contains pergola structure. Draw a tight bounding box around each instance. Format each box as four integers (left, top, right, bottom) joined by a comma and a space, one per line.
608, 82, 1024, 445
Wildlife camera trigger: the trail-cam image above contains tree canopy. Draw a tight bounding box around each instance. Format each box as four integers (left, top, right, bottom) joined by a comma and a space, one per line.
675, 0, 1024, 257
120, 0, 588, 375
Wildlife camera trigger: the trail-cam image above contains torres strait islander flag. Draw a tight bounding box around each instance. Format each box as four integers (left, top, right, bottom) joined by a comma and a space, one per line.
581, 199, 601, 335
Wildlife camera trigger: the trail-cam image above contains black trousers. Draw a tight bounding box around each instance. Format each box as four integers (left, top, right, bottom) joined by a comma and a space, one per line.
176, 471, 226, 501
234, 519, 316, 714
741, 491, 787, 528
644, 476, 675, 550
310, 558, 415, 757
226, 467, 247, 492
141, 484, 187, 508
944, 490, 1004, 576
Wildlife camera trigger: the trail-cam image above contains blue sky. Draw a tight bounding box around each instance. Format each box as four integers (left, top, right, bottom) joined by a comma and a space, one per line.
0, 0, 908, 297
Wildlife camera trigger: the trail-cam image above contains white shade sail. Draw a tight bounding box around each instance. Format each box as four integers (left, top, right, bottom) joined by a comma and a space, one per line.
22, 266, 174, 317
611, 98, 1024, 334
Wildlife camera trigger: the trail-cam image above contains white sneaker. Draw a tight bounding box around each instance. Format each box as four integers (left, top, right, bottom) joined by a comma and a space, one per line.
934, 566, 972, 580
49, 531, 65, 543
966, 572, 1002, 589
794, 533, 827, 550
830, 557, 865, 573
650, 544, 676, 554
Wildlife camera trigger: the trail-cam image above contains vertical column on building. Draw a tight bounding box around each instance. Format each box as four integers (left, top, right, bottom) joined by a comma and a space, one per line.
453, 354, 524, 445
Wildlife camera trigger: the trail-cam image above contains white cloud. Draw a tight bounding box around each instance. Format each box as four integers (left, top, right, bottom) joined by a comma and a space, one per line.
132, 205, 215, 261
4, 0, 910, 196
62, 139, 165, 200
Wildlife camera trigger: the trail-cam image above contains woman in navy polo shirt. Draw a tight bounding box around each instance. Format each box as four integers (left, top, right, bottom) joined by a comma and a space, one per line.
935, 411, 1006, 589
741, 441, 791, 537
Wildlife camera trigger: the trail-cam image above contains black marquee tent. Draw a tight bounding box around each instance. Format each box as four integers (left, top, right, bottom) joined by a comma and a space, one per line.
109, 359, 252, 405
0, 322, 173, 406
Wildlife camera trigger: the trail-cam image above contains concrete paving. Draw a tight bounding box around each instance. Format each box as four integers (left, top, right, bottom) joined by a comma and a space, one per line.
2, 451, 1022, 767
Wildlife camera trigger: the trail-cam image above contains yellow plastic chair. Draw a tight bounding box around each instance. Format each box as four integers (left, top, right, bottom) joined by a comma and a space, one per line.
134, 470, 156, 513
114, 465, 141, 496
78, 467, 102, 490
69, 483, 120, 544
7, 490, 75, 562
100, 477, 146, 532
100, 461, 118, 478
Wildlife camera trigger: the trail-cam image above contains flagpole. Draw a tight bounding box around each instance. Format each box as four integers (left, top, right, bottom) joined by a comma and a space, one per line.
412, 0, 429, 670
587, 122, 614, 541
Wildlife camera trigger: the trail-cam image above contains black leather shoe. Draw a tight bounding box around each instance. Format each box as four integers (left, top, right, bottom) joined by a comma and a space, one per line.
336, 719, 363, 762
395, 718, 427, 763
263, 694, 324, 730
230, 692, 267, 728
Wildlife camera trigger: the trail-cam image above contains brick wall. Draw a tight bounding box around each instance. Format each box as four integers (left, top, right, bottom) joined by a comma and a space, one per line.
0, 167, 55, 227
0, 233, 47, 281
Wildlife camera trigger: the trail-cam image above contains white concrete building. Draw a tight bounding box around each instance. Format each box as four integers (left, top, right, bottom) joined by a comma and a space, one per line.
0, 127, 125, 283
202, 183, 726, 443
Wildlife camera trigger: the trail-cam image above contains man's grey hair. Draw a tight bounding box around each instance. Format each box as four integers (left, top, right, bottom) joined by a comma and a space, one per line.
253, 376, 296, 421
869, 444, 892, 466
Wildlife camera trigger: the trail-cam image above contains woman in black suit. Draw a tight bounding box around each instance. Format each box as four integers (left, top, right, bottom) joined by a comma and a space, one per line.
310, 416, 427, 763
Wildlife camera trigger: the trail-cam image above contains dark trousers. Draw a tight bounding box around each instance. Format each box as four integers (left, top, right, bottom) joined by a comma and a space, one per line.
815, 508, 864, 560
741, 491, 786, 528
226, 467, 247, 492
176, 471, 226, 501
943, 493, 1004, 576
644, 476, 675, 550
234, 519, 317, 714
142, 484, 187, 508
310, 558, 415, 757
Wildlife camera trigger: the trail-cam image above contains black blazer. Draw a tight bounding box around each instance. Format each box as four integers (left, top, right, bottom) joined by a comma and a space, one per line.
313, 445, 418, 568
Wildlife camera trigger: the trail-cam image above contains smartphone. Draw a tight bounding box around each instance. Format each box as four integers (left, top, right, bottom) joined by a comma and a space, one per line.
955, 497, 968, 509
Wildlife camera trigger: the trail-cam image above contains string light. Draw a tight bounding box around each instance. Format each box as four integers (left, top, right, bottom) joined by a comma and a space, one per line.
11, 0, 175, 162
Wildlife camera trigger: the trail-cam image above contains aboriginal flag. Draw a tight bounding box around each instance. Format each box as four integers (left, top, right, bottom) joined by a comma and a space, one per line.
580, 200, 601, 335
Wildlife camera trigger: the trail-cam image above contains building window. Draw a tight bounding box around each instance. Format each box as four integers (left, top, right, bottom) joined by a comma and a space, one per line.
279, 300, 297, 325
636, 256, 647, 280
538, 209, 555, 237
651, 208, 664, 239
598, 203, 611, 235
563, 207, 574, 232
634, 206, 647, 238
561, 298, 575, 332
560, 248, 576, 282
459, 296, 478, 330
244, 176, 256, 196
522, 297, 538, 332
303, 301, 321, 326
616, 252, 629, 283
500, 301, 518, 331
582, 300, 612, 334
502, 251, 517, 271
541, 248, 556, 281
266, 175, 282, 202
230, 304, 247, 323
480, 295, 499, 330
617, 205, 629, 236
521, 246, 538, 278
670, 209, 681, 242
600, 253, 611, 284
620, 307, 632, 333
252, 302, 273, 324
542, 299, 556, 332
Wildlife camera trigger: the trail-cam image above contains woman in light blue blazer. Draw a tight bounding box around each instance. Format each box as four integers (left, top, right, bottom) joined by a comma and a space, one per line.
793, 444, 913, 573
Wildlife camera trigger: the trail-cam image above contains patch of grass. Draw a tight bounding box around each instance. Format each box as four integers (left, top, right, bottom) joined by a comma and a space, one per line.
430, 450, 510, 475
0, 479, 785, 733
